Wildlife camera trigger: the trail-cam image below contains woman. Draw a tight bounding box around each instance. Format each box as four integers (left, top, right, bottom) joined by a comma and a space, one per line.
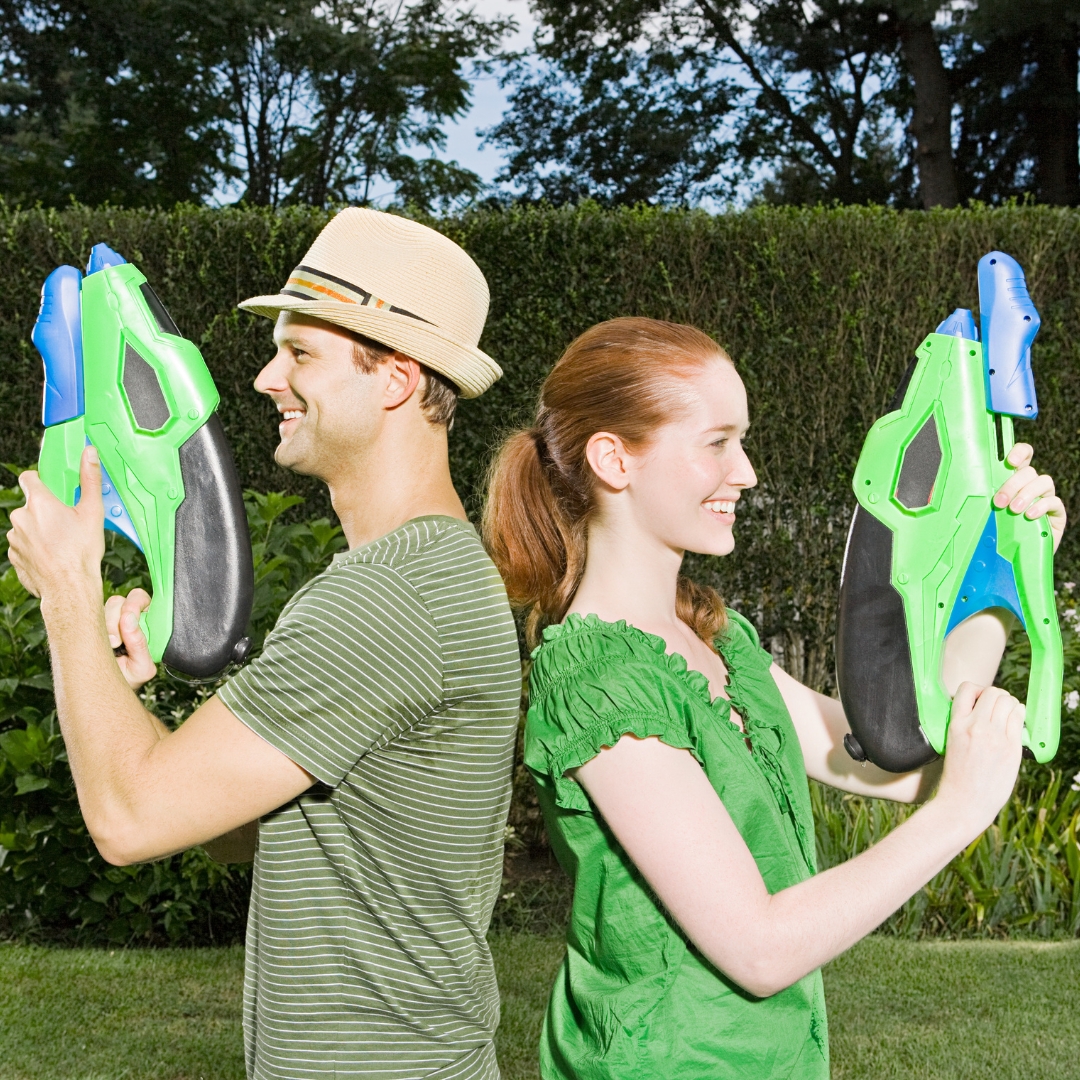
482, 318, 1066, 1079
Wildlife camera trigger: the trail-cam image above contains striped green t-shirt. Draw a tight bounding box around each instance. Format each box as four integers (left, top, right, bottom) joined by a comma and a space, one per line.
217, 516, 521, 1080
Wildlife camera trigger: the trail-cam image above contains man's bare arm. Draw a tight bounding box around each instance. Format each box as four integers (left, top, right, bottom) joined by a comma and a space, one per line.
8, 448, 313, 866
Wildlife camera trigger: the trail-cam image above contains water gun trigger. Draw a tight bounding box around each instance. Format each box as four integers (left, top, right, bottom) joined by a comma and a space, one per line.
34, 244, 255, 678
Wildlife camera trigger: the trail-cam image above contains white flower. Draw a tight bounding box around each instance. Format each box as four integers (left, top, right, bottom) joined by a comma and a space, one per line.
1065, 582, 1076, 592
1065, 690, 1080, 713
1072, 770, 1080, 793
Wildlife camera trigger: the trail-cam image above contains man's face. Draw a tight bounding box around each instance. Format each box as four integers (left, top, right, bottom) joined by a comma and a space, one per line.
254, 312, 384, 480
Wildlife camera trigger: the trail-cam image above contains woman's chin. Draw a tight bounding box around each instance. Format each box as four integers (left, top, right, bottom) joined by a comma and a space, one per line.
685, 528, 737, 558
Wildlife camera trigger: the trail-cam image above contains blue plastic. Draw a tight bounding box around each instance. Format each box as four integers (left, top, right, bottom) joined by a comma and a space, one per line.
946, 512, 1025, 634
73, 444, 143, 552
86, 243, 127, 276
979, 251, 1040, 419
936, 308, 978, 341
34, 265, 85, 427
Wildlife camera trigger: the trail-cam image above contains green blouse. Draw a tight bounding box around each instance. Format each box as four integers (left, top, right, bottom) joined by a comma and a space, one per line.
524, 611, 829, 1080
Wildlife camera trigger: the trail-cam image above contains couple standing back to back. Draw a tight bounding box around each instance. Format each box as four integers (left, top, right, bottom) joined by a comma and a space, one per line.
8, 208, 1066, 1080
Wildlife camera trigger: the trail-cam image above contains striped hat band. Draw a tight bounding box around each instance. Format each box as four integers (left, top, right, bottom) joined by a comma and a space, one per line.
281, 264, 429, 324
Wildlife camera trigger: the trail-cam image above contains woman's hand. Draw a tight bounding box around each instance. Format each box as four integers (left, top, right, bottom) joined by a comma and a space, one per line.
104, 588, 157, 691
934, 682, 1025, 838
994, 443, 1066, 553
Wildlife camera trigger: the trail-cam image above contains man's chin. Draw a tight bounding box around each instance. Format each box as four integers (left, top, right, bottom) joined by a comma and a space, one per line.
273, 440, 312, 476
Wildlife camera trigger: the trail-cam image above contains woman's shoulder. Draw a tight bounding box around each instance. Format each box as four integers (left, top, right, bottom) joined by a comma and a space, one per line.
524, 614, 707, 807
529, 612, 696, 701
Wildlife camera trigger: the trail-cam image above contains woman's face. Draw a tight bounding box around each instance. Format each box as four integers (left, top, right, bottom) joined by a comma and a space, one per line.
615, 359, 757, 558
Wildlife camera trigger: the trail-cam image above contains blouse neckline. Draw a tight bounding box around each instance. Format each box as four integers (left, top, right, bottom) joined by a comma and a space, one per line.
538, 611, 755, 730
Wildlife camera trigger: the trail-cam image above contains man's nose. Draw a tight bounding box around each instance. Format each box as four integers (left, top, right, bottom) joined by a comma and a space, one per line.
254, 348, 290, 395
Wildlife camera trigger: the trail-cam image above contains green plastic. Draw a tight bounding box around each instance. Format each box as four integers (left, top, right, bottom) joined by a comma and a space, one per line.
852, 332, 1061, 761
37, 263, 219, 662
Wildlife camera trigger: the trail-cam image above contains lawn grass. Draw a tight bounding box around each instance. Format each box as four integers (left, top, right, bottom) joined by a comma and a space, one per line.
2, 936, 1078, 1079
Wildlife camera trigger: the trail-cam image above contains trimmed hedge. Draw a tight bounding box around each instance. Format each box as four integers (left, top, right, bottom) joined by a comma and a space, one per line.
0, 203, 1078, 693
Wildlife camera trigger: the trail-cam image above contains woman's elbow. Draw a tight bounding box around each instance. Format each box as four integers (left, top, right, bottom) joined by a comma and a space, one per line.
700, 943, 801, 999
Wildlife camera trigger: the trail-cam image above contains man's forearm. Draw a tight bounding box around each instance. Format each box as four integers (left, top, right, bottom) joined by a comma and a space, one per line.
42, 574, 170, 860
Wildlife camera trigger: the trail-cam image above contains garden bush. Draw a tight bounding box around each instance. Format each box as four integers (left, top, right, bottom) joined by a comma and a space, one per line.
0, 202, 1078, 689
2, 202, 1080, 942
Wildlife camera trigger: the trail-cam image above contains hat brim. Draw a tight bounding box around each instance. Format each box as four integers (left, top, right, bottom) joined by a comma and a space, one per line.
238, 294, 501, 399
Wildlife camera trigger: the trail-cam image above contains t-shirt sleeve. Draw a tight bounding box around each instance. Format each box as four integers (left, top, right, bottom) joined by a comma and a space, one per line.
524, 657, 704, 813
218, 563, 443, 787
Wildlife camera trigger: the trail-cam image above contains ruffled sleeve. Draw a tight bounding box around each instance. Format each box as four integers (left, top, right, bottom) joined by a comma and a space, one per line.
524, 614, 710, 812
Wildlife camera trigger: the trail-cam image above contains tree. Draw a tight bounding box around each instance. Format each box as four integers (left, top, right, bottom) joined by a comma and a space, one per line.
0, 0, 510, 210
486, 46, 736, 206
951, 0, 1080, 207
0, 0, 232, 207
490, 0, 915, 207
211, 0, 509, 209
890, 0, 958, 208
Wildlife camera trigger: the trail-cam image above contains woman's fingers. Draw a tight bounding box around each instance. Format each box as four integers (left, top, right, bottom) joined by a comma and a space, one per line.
991, 443, 1067, 553
1006, 442, 1034, 470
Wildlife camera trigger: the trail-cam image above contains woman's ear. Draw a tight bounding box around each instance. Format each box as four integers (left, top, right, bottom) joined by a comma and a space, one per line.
585, 431, 632, 491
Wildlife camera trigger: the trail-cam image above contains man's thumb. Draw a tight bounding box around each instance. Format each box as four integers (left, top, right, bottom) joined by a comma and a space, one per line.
78, 444, 104, 518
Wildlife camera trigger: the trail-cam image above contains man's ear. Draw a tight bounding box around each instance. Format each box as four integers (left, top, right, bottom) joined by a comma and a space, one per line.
585, 431, 632, 492
383, 353, 423, 410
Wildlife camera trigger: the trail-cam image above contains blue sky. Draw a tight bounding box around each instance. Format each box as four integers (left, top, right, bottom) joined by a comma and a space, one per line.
440, 0, 538, 186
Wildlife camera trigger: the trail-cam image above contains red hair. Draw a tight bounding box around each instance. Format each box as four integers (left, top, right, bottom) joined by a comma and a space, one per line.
483, 317, 732, 648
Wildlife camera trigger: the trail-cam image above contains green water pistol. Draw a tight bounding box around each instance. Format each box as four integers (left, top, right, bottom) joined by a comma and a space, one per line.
836, 251, 1061, 770
34, 243, 254, 677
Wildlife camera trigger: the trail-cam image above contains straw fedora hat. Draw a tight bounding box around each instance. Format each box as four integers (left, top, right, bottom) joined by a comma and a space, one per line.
239, 208, 501, 398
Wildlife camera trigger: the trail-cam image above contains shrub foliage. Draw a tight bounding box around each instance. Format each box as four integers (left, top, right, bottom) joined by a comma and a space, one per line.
2, 203, 1080, 941
0, 202, 1078, 689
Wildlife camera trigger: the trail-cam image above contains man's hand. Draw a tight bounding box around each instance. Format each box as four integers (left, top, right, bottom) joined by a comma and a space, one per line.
994, 442, 1067, 553
7, 446, 105, 599
105, 588, 157, 690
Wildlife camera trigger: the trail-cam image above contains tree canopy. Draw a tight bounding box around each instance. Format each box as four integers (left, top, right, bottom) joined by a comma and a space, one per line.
488, 0, 1080, 209
0, 0, 1074, 209
0, 0, 509, 210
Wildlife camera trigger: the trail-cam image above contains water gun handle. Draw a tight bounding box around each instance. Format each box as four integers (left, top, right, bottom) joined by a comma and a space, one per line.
995, 485, 1062, 759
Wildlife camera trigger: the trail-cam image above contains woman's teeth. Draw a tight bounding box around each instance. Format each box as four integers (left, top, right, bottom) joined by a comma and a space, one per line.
705, 500, 735, 514
281, 410, 304, 421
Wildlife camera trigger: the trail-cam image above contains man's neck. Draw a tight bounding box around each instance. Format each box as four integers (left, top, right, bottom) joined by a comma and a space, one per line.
326, 421, 467, 550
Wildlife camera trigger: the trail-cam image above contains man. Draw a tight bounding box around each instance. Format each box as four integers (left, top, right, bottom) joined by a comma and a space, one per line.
8, 208, 522, 1080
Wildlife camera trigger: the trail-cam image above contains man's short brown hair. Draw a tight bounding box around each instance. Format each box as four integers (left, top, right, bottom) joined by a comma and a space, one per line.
348, 330, 458, 428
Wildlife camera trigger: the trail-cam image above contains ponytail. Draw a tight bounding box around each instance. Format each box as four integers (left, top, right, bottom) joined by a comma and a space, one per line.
482, 317, 732, 650
482, 428, 587, 647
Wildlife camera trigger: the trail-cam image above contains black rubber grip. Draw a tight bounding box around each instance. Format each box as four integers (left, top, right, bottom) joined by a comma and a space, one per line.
835, 506, 937, 772
161, 414, 255, 677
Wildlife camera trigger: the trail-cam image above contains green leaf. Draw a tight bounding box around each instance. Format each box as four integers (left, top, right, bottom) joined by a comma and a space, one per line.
20, 672, 53, 691
15, 773, 50, 794
0, 725, 50, 770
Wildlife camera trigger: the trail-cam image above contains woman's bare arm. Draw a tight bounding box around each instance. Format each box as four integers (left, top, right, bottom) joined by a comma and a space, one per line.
572, 683, 1023, 998
775, 609, 1009, 802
